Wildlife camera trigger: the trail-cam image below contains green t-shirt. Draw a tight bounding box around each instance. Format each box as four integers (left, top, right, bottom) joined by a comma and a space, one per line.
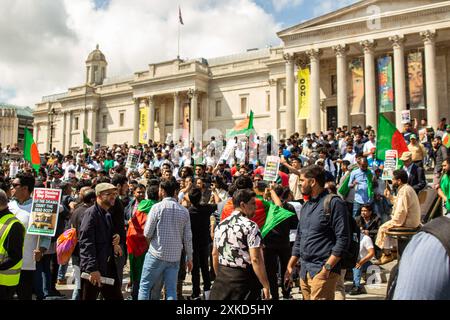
440, 174, 450, 211
104, 159, 115, 172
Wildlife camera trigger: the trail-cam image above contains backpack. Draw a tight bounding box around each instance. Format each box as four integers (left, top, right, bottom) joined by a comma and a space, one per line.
386, 216, 450, 300
324, 193, 360, 269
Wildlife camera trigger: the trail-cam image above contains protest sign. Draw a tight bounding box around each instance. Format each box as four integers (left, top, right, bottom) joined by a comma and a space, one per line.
264, 156, 280, 182
401, 110, 411, 124
125, 148, 142, 170
28, 188, 62, 237
382, 150, 398, 181
219, 139, 236, 163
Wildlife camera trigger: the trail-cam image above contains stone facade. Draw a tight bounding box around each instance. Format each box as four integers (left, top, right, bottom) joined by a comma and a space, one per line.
34, 0, 450, 153
0, 103, 33, 149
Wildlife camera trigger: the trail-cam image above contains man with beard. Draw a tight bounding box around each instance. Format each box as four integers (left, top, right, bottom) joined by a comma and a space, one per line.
284, 165, 350, 300
438, 158, 450, 214
374, 170, 421, 265
79, 183, 123, 300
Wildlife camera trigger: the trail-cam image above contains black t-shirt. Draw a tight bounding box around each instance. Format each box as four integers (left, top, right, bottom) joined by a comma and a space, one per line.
70, 203, 91, 263
189, 204, 217, 248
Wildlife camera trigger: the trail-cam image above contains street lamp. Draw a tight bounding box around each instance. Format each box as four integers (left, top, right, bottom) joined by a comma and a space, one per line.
48, 108, 57, 153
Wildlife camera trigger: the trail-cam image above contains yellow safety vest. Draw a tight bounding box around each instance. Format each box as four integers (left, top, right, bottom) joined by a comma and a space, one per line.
0, 213, 24, 286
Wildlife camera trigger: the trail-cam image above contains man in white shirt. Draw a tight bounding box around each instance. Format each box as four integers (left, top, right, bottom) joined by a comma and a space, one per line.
363, 131, 377, 166
350, 233, 375, 295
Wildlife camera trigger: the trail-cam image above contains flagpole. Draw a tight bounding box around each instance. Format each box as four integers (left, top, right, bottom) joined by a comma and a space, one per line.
178, 21, 180, 60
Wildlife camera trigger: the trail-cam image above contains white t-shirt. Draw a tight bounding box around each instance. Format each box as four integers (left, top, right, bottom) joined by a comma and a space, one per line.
343, 152, 357, 165
363, 140, 376, 159
359, 234, 374, 261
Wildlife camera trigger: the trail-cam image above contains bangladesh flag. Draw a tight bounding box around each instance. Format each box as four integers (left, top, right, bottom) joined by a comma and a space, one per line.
338, 168, 374, 200
220, 195, 295, 238
83, 130, 93, 146
443, 133, 450, 148
23, 127, 40, 173
226, 110, 255, 138
375, 114, 409, 161
126, 199, 157, 282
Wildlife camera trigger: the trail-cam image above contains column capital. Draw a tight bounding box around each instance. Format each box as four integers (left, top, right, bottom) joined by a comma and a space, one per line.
283, 53, 295, 63
268, 78, 277, 86
420, 30, 436, 44
147, 95, 154, 104
332, 44, 348, 58
389, 35, 405, 49
295, 56, 309, 69
173, 91, 180, 99
187, 89, 198, 99
360, 40, 377, 54
306, 49, 322, 62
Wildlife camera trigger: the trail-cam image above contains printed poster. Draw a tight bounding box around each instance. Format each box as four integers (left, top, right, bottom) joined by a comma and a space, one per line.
401, 110, 411, 124
377, 56, 394, 113
407, 52, 425, 110
139, 107, 148, 144
382, 150, 398, 181
349, 59, 365, 115
125, 148, 142, 170
264, 156, 280, 182
28, 188, 62, 237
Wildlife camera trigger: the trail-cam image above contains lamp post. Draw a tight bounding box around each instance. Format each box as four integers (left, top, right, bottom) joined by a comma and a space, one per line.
48, 108, 56, 153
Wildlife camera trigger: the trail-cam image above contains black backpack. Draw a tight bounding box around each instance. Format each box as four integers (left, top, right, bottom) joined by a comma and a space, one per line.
386, 216, 450, 299
324, 194, 360, 269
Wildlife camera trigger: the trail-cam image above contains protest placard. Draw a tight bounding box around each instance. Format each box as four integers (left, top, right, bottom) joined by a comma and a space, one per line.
27, 188, 62, 237
382, 150, 398, 181
219, 139, 236, 163
401, 110, 411, 124
125, 148, 142, 170
264, 156, 280, 182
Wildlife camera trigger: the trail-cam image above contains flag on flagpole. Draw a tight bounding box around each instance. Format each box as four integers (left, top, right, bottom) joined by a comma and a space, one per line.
226, 110, 255, 138
23, 127, 41, 173
375, 114, 409, 161
179, 6, 184, 25
83, 130, 93, 147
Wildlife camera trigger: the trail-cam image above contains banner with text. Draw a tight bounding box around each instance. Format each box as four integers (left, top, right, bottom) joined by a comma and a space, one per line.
377, 56, 394, 113
125, 148, 142, 170
298, 67, 310, 119
139, 107, 148, 144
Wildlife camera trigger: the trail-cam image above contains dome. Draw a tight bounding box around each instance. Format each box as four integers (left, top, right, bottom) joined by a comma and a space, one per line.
86, 44, 106, 63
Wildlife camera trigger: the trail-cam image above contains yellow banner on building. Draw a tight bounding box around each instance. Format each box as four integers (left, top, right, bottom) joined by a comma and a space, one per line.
298, 68, 310, 119
139, 107, 148, 144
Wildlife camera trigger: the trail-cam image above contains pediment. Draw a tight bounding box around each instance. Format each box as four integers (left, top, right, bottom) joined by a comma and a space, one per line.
278, 0, 444, 37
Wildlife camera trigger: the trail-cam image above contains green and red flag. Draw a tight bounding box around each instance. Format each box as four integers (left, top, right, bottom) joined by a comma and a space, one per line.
220, 195, 295, 238
126, 199, 157, 282
226, 110, 255, 138
23, 127, 40, 173
443, 133, 450, 148
375, 114, 409, 161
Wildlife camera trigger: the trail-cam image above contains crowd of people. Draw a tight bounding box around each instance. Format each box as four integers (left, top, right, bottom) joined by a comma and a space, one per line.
0, 116, 450, 300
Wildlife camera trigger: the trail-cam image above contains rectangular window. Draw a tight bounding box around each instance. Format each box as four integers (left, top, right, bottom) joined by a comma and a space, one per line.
266, 91, 270, 112
155, 109, 160, 124
215, 100, 222, 117
102, 114, 107, 129
197, 103, 201, 120
240, 96, 247, 114
74, 117, 79, 130
331, 75, 337, 95
282, 88, 286, 106
119, 112, 125, 127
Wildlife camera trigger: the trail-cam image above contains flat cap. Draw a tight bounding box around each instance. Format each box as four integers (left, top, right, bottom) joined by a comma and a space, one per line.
95, 183, 117, 196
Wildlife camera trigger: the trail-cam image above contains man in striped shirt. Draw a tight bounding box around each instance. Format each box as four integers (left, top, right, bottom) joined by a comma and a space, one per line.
138, 178, 193, 300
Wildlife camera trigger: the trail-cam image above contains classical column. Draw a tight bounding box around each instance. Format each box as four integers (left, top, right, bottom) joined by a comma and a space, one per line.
133, 98, 140, 145
189, 89, 199, 142
173, 92, 180, 141
421, 30, 439, 129
307, 49, 322, 134
147, 96, 155, 142
61, 111, 67, 154
284, 53, 295, 136
89, 106, 97, 146
389, 35, 407, 130
361, 40, 377, 129
33, 122, 38, 143
333, 44, 349, 128
66, 111, 72, 153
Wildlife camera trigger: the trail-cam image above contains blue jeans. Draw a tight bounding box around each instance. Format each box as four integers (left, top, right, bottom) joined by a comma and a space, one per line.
138, 252, 180, 300
352, 261, 372, 288
57, 263, 68, 280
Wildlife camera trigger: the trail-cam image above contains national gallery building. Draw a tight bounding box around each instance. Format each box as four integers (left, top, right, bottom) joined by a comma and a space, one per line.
33, 0, 450, 153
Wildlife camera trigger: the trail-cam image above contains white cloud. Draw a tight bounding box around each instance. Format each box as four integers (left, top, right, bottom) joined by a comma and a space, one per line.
271, 0, 304, 13
0, 0, 281, 108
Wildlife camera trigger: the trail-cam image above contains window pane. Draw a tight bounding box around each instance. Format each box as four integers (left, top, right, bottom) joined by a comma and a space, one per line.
119, 113, 124, 127
266, 92, 270, 111
241, 97, 247, 114
215, 100, 222, 117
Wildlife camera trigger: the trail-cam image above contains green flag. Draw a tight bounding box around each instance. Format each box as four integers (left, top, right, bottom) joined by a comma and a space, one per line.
23, 127, 40, 173
226, 110, 255, 138
258, 197, 295, 238
83, 130, 93, 146
338, 167, 374, 200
